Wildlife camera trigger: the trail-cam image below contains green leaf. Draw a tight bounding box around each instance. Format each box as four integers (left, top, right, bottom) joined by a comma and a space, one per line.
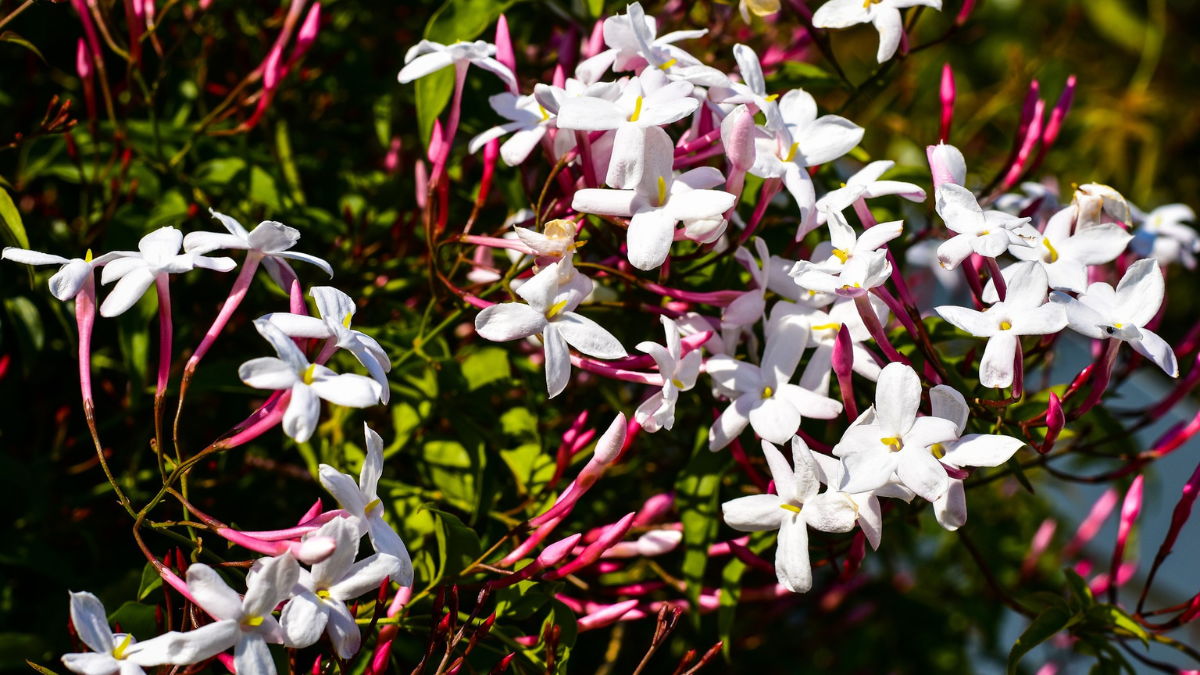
248, 165, 283, 211
674, 428, 731, 622
585, 0, 605, 17
108, 601, 157, 639
24, 661, 59, 675
4, 296, 43, 354
1081, 0, 1148, 54
0, 32, 46, 63
137, 562, 164, 601
421, 439, 479, 509
274, 120, 306, 205
1063, 569, 1094, 611
0, 187, 28, 249
426, 506, 482, 583
1092, 605, 1150, 647
1008, 607, 1076, 675
461, 346, 512, 390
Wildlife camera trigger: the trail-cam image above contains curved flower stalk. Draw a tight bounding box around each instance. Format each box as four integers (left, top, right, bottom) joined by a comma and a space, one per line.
833, 363, 960, 502
280, 517, 405, 658
707, 320, 843, 450
319, 424, 415, 585
1051, 258, 1179, 377
572, 126, 735, 270
182, 209, 332, 373
634, 316, 702, 432
749, 89, 863, 229
721, 438, 857, 593
813, 0, 944, 63
238, 319, 382, 442
184, 555, 299, 675
265, 286, 392, 403
62, 591, 230, 675
936, 262, 1067, 388
474, 257, 626, 397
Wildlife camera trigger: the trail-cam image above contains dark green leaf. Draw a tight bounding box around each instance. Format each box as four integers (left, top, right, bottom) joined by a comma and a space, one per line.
0, 187, 28, 249
1008, 607, 1076, 675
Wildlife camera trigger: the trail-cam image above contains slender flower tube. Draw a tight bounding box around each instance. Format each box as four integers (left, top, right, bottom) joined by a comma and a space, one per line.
544, 512, 636, 579
939, 63, 955, 142
832, 323, 858, 420
1041, 392, 1064, 454
1107, 475, 1144, 601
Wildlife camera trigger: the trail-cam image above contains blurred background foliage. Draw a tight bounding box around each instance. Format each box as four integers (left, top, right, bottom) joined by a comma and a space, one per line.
0, 0, 1197, 672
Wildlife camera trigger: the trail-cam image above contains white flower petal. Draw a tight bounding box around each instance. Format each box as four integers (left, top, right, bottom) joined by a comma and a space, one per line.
896, 448, 950, 502
309, 373, 382, 408
99, 267, 156, 317
944, 434, 1025, 468
284, 383, 321, 442
721, 494, 784, 532
239, 357, 299, 390
281, 592, 327, 649
775, 515, 812, 593
184, 564, 244, 622
69, 592, 114, 653
555, 312, 626, 359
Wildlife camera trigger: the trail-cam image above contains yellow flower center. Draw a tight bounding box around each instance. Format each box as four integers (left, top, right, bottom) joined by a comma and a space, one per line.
1113, 322, 1124, 329
656, 175, 668, 207
365, 498, 382, 517
832, 248, 850, 264
302, 363, 317, 385
761, 386, 774, 399
85, 248, 94, 263
112, 634, 133, 660
629, 96, 644, 123
544, 219, 576, 240
810, 322, 841, 332
930, 443, 946, 459
764, 93, 780, 102
671, 378, 685, 388
782, 141, 800, 163
242, 615, 265, 628
1042, 237, 1060, 263
546, 299, 569, 319
779, 503, 802, 513
880, 436, 902, 452
657, 58, 677, 70
862, 0, 882, 7
538, 105, 550, 122
979, 230, 990, 236
999, 320, 1012, 330
316, 589, 332, 599
342, 312, 353, 328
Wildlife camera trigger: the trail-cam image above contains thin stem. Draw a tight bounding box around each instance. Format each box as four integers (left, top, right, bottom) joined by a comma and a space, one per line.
0, 0, 33, 32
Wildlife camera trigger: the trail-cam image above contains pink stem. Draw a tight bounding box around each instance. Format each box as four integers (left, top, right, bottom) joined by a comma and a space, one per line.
155, 274, 173, 398
939, 63, 955, 142
76, 276, 97, 409
985, 257, 1007, 302
741, 178, 782, 245
186, 252, 262, 374
433, 61, 470, 181
458, 234, 537, 254
854, 294, 908, 365
219, 390, 292, 449
1108, 475, 1144, 602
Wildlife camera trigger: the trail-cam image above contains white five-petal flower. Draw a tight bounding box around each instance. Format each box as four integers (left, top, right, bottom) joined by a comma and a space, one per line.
1, 247, 118, 301
933, 183, 1036, 270
99, 227, 235, 317
183, 210, 333, 291
397, 39, 517, 90
813, 0, 943, 64
635, 316, 702, 432
238, 319, 383, 442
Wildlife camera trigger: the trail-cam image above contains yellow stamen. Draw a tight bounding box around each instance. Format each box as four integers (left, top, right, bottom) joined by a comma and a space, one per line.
302, 363, 317, 385
810, 322, 841, 332
657, 58, 678, 70
316, 589, 332, 599
761, 386, 774, 399
629, 96, 644, 123
880, 436, 902, 452
365, 498, 382, 516
782, 141, 800, 163
657, 176, 668, 207
839, 182, 848, 188
112, 634, 133, 660
999, 320, 1012, 330
1113, 322, 1124, 329
779, 503, 802, 514
832, 249, 849, 264
862, 0, 882, 7
764, 93, 780, 102
342, 312, 353, 328
671, 378, 685, 388
546, 299, 569, 318
242, 615, 265, 628
545, 219, 576, 240
807, 290, 817, 297
538, 105, 550, 122
930, 443, 946, 459
85, 249, 94, 263
1042, 237, 1060, 263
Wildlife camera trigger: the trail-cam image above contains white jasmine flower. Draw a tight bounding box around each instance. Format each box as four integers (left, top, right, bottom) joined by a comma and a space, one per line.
998, 207, 1131, 294
575, 2, 708, 83
238, 319, 383, 442
572, 126, 735, 270
474, 258, 626, 397
1050, 258, 1179, 377
791, 247, 892, 298
933, 183, 1036, 270
721, 438, 857, 593
936, 263, 1067, 388
468, 93, 555, 166
1132, 204, 1200, 269
184, 555, 300, 675
264, 287, 391, 404
635, 316, 702, 432
319, 425, 414, 584
1, 247, 118, 301
815, 160, 927, 217
707, 320, 843, 450
769, 295, 888, 392
397, 40, 516, 90
833, 363, 960, 501
749, 90, 863, 226
62, 591, 230, 675
813, 0, 943, 63
99, 227, 235, 317
280, 518, 405, 658
806, 440, 914, 549
184, 210, 333, 291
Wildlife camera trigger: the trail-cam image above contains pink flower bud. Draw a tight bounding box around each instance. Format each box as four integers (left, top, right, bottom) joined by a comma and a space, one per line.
583, 18, 605, 59
939, 63, 955, 142
592, 412, 627, 465
75, 39, 92, 79
956, 0, 976, 24
926, 143, 966, 189
633, 492, 674, 526
1041, 392, 1064, 454
538, 533, 582, 567
577, 600, 640, 631
290, 535, 337, 564
1064, 488, 1118, 559
292, 2, 321, 60
720, 105, 757, 173
494, 14, 517, 89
